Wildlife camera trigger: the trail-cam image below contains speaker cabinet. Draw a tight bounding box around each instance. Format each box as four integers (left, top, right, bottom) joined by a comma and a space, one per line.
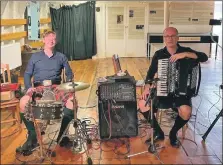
98, 100, 138, 139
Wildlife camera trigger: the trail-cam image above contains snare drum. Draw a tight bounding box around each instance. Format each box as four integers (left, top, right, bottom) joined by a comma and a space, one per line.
30, 101, 63, 120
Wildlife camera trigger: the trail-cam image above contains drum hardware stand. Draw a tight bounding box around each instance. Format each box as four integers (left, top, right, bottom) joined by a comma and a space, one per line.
31, 92, 48, 161
29, 101, 57, 163
21, 99, 57, 163
127, 79, 165, 160
57, 81, 93, 165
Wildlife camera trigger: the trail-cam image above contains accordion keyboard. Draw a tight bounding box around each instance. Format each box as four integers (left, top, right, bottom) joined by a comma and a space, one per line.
157, 59, 169, 96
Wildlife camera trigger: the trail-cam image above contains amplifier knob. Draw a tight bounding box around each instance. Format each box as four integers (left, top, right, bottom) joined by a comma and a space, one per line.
51, 115, 55, 119
52, 108, 56, 112
40, 114, 44, 119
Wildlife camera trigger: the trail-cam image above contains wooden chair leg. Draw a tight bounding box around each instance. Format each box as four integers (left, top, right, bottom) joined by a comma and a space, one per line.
16, 103, 22, 132
12, 109, 16, 125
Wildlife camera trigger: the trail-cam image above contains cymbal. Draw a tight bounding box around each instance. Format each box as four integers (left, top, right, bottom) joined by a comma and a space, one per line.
57, 82, 90, 92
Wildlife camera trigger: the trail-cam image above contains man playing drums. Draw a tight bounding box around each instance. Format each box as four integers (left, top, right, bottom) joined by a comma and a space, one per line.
16, 31, 77, 154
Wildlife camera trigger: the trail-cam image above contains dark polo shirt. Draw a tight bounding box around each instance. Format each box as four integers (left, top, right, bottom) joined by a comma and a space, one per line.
24, 50, 73, 90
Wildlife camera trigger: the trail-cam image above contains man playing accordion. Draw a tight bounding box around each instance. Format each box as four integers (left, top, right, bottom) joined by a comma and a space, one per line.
16, 31, 77, 154
139, 27, 208, 148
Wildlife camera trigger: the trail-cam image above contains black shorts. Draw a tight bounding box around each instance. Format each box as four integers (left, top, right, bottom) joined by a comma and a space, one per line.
153, 96, 192, 111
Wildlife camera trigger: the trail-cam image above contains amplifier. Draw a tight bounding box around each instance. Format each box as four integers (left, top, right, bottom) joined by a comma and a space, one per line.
97, 74, 138, 139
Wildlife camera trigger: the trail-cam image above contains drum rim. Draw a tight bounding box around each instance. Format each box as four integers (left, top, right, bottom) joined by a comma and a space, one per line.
31, 100, 62, 107
36, 100, 55, 104
31, 103, 62, 107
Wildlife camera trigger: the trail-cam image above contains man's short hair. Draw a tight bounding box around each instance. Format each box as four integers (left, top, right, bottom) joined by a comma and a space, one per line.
163, 27, 178, 35
43, 30, 56, 38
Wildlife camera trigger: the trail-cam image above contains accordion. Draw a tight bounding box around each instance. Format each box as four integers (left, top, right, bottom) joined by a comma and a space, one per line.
157, 58, 201, 97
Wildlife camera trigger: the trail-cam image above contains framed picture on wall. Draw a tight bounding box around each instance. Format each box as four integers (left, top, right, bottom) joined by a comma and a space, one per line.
136, 25, 144, 30
129, 10, 134, 17
117, 15, 123, 24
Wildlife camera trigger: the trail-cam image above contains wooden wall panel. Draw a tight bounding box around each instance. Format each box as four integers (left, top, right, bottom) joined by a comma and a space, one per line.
1, 19, 27, 26
40, 18, 51, 24
1, 31, 27, 41
1, 18, 51, 26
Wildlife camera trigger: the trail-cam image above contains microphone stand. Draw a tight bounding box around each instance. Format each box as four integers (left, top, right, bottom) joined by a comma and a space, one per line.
202, 86, 223, 140
202, 108, 223, 141
127, 80, 165, 160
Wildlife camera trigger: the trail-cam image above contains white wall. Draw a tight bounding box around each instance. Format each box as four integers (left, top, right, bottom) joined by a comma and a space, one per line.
95, 3, 106, 58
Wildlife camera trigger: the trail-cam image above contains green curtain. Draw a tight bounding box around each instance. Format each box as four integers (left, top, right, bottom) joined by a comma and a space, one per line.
50, 1, 97, 60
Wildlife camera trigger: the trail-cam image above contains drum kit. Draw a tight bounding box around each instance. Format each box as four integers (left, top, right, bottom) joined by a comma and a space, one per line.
22, 81, 92, 164
25, 82, 90, 120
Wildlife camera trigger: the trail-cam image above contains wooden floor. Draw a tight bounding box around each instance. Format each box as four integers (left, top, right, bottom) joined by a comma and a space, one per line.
1, 56, 222, 164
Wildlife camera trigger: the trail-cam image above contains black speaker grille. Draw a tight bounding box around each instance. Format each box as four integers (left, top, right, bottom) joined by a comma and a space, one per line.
98, 100, 138, 139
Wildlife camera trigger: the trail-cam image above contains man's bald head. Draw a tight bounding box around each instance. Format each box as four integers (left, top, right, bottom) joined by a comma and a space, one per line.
163, 27, 178, 35
163, 27, 179, 48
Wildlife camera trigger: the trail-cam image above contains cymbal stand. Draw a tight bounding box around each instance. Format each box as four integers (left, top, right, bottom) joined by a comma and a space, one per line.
57, 80, 93, 165
127, 80, 165, 160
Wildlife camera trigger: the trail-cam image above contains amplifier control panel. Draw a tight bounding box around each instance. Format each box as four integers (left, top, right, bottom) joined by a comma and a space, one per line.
98, 83, 136, 101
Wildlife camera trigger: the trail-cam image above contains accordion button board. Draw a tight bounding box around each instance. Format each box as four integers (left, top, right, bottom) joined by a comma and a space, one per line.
157, 58, 200, 97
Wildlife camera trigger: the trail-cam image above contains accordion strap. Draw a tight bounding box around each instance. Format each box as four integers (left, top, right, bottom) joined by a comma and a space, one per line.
194, 62, 201, 96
